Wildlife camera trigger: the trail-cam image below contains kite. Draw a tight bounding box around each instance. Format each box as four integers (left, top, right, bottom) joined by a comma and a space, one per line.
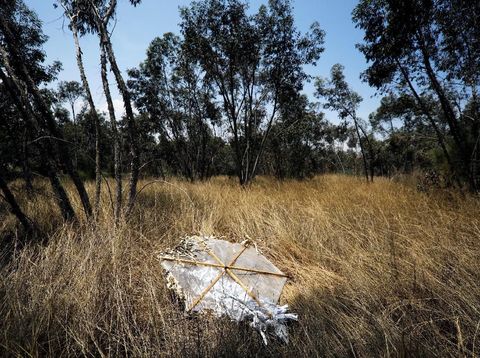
159, 236, 297, 344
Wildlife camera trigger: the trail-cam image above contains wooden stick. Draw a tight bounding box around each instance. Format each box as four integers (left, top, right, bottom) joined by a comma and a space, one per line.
226, 268, 263, 307
168, 240, 279, 316
186, 243, 250, 312
186, 270, 224, 312
160, 256, 288, 278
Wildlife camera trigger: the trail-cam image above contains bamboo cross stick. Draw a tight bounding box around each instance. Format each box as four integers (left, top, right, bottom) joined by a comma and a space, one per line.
160, 256, 288, 278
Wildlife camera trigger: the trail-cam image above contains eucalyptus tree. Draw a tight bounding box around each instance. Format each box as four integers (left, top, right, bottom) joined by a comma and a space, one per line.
369, 94, 442, 176
57, 80, 84, 171
128, 33, 221, 181
0, 0, 90, 221
56, 0, 104, 216
315, 64, 374, 182
263, 95, 334, 179
353, 0, 480, 189
0, 82, 36, 230
0, 63, 76, 222
57, 80, 84, 123
99, 39, 122, 220
180, 0, 324, 185
84, 0, 141, 215
0, 80, 35, 195
57, 0, 142, 218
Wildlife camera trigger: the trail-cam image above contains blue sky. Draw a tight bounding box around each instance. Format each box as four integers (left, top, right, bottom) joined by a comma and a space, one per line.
24, 0, 379, 123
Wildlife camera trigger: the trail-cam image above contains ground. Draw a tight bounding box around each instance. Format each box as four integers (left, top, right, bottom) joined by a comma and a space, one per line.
1, 175, 479, 357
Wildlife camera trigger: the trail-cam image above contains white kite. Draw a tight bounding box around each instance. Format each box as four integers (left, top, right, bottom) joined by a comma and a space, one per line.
159, 236, 297, 344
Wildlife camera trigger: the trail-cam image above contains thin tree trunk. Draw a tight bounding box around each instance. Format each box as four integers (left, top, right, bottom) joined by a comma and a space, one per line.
395, 58, 461, 187
96, 22, 139, 216
70, 102, 78, 168
70, 20, 102, 218
250, 98, 277, 183
45, 162, 77, 221
334, 145, 346, 174
419, 43, 465, 152
0, 174, 34, 234
20, 59, 92, 217
0, 59, 76, 222
357, 123, 374, 182
100, 42, 122, 222
22, 125, 34, 197
229, 105, 244, 185
0, 21, 92, 218
353, 117, 369, 182
417, 38, 473, 189
215, 74, 244, 184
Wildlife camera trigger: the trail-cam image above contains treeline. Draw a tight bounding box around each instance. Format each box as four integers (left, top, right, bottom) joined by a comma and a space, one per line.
0, 0, 479, 233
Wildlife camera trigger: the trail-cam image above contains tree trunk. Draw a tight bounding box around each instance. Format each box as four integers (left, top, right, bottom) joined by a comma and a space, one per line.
100, 42, 122, 222
230, 106, 245, 185
357, 122, 374, 182
21, 61, 92, 217
417, 38, 474, 189
96, 21, 139, 216
0, 174, 35, 235
70, 102, 79, 167
0, 20, 92, 218
45, 162, 76, 221
0, 59, 76, 222
353, 117, 370, 182
250, 99, 277, 184
395, 58, 461, 187
71, 21, 102, 218
419, 44, 465, 151
22, 125, 34, 197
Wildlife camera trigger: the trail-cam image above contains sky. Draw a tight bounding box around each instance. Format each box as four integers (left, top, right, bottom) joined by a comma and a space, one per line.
24, 0, 379, 123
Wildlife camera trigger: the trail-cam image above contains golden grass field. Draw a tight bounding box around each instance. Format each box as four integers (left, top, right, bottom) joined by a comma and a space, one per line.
1, 175, 480, 357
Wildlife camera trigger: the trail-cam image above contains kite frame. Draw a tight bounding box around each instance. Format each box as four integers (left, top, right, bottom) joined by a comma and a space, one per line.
160, 240, 288, 313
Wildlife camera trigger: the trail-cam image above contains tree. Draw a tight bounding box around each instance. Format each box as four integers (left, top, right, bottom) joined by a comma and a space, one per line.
57, 0, 105, 218
180, 0, 324, 185
57, 80, 85, 173
315, 64, 374, 182
128, 33, 221, 181
0, 79, 36, 195
55, 0, 142, 219
100, 40, 122, 220
57, 80, 84, 123
262, 95, 334, 179
0, 82, 36, 229
85, 0, 141, 215
369, 93, 454, 177
353, 0, 480, 189
0, 0, 88, 221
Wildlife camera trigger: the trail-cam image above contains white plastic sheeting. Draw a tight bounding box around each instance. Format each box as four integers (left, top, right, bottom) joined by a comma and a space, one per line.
159, 236, 297, 344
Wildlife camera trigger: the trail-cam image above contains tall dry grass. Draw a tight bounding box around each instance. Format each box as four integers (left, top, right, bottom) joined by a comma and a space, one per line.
1, 175, 480, 357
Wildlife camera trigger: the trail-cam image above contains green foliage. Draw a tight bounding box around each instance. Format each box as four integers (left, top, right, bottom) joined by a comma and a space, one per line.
315, 64, 375, 181
0, 0, 61, 181
179, 0, 325, 184
315, 64, 362, 120
128, 33, 222, 180
57, 80, 84, 122
353, 0, 480, 189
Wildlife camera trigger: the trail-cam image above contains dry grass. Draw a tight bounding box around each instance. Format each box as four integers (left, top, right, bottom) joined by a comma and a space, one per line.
1, 175, 480, 357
